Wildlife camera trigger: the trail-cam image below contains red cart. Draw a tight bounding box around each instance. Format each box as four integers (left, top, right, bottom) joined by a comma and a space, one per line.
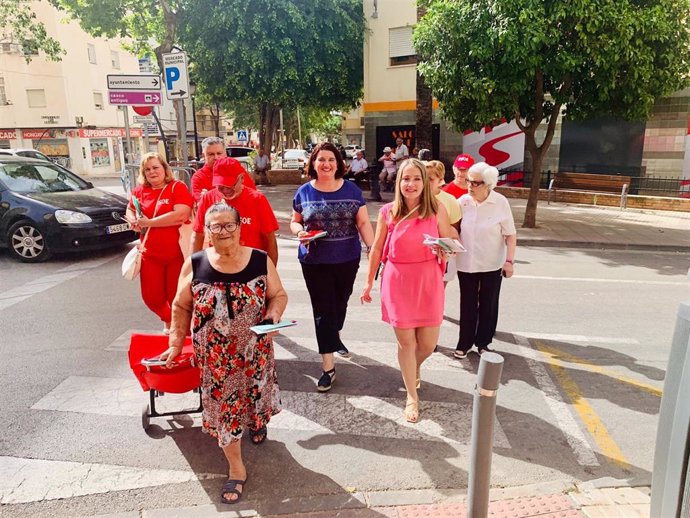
128, 333, 202, 430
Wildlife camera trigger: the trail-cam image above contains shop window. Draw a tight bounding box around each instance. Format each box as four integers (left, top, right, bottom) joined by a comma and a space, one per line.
93, 91, 104, 110
389, 26, 417, 66
0, 76, 6, 105
27, 89, 46, 108
111, 51, 120, 69
87, 43, 97, 64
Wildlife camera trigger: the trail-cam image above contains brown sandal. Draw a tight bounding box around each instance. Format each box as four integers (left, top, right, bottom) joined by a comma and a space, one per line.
404, 399, 419, 423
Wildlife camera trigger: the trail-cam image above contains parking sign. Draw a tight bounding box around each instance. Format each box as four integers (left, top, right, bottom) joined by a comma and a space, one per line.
162, 52, 190, 100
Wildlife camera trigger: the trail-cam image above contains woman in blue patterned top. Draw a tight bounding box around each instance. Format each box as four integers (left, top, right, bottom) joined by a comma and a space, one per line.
291, 142, 374, 392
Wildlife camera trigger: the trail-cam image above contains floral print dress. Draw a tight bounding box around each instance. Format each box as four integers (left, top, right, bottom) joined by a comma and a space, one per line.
191, 249, 281, 447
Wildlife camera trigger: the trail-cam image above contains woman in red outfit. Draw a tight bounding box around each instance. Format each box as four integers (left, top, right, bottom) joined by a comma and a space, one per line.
125, 153, 193, 332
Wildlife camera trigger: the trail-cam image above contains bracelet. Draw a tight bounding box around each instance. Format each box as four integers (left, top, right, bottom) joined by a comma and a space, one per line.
505, 259, 514, 264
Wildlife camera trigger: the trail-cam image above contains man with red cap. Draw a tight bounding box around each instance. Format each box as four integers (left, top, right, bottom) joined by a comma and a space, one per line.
443, 153, 475, 198
192, 157, 279, 264
191, 137, 256, 203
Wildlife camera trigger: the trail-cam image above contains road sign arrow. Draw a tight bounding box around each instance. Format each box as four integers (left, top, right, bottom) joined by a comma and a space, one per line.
152, 94, 160, 103
171, 90, 186, 97
152, 78, 158, 87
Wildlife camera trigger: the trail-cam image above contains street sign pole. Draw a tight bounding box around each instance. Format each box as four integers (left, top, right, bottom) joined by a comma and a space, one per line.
122, 106, 133, 165
175, 99, 188, 166
143, 121, 149, 154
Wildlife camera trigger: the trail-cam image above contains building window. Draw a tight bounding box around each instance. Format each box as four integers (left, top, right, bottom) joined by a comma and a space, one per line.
87, 43, 97, 64
0, 76, 6, 105
27, 89, 47, 108
111, 51, 120, 69
389, 26, 417, 66
93, 91, 104, 110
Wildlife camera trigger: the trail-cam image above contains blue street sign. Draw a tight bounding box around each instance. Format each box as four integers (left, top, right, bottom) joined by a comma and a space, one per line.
237, 130, 248, 142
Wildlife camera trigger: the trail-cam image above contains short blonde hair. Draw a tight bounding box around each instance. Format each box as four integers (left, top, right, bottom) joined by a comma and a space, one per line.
425, 160, 445, 181
137, 153, 174, 187
391, 158, 438, 220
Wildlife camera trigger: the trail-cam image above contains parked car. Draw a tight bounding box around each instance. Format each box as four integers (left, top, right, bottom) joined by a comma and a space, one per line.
344, 145, 362, 159
0, 156, 135, 262
0, 148, 53, 162
226, 146, 255, 171
280, 149, 310, 170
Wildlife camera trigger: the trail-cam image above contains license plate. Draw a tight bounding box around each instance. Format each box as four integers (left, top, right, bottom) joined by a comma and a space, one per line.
285, 161, 299, 168
106, 223, 129, 234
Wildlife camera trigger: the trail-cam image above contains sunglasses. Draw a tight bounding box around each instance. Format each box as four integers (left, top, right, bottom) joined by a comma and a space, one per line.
206, 222, 240, 234
468, 180, 485, 187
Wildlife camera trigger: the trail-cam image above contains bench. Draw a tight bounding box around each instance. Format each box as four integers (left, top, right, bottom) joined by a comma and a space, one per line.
549, 172, 631, 207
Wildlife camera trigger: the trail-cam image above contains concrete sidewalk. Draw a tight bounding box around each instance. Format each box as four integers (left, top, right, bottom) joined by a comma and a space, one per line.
259, 184, 690, 252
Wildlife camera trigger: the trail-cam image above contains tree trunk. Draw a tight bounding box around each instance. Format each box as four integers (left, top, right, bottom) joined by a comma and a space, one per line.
415, 5, 433, 156
523, 136, 542, 228
259, 102, 279, 154
212, 103, 221, 135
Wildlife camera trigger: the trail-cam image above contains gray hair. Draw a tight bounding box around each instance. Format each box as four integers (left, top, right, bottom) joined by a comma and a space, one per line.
201, 136, 224, 152
468, 162, 499, 190
204, 202, 239, 226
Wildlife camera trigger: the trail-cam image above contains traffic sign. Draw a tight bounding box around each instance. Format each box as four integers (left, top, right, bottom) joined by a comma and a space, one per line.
237, 129, 248, 142
108, 91, 162, 106
107, 74, 161, 90
133, 115, 154, 124
162, 52, 190, 100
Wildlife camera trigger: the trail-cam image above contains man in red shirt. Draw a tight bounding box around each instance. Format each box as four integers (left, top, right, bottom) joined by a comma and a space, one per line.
191, 137, 256, 202
443, 153, 475, 198
192, 157, 279, 264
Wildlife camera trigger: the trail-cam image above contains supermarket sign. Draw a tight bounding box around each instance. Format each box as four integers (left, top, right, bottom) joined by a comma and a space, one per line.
0, 130, 18, 139
21, 128, 142, 139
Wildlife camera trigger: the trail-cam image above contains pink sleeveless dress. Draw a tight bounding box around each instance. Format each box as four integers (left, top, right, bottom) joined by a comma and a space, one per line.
380, 204, 445, 329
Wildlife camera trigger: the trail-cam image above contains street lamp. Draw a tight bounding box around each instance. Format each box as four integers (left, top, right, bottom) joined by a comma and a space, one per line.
189, 81, 200, 160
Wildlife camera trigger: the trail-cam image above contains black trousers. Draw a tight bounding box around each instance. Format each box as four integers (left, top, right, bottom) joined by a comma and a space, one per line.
301, 259, 360, 354
457, 269, 503, 351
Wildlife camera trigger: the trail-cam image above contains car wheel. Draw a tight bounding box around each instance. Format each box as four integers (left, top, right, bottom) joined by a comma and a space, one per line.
7, 220, 51, 262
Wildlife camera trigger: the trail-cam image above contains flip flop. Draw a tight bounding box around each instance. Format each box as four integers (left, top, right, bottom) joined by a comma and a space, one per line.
220, 478, 246, 504
249, 425, 267, 445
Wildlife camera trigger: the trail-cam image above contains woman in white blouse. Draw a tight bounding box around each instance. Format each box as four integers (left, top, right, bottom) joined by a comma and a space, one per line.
454, 162, 517, 359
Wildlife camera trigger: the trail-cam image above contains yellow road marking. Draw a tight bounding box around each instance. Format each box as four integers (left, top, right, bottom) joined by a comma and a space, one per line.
539, 343, 662, 398
534, 340, 631, 469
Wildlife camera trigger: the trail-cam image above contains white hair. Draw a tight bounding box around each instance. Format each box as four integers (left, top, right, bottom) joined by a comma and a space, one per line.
201, 136, 224, 151
468, 161, 499, 190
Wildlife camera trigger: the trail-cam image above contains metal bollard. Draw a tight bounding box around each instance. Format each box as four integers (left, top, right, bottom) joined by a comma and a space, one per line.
468, 352, 504, 518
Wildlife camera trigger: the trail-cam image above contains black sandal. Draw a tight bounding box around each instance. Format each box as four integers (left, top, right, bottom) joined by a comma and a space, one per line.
220, 478, 246, 504
249, 425, 267, 445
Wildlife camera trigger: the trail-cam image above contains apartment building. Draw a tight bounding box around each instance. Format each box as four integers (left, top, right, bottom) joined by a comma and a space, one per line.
0, 2, 199, 176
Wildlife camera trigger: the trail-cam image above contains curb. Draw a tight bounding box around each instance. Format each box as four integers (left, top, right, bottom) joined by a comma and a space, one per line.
517, 238, 690, 253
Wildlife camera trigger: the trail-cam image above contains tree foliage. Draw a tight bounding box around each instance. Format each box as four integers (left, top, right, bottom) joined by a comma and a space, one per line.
178, 0, 364, 151
414, 0, 690, 227
1, 0, 64, 62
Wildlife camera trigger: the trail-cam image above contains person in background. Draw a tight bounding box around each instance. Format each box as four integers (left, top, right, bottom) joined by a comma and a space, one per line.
393, 137, 410, 170
192, 137, 256, 203
443, 153, 474, 199
378, 146, 397, 192
161, 203, 288, 505
253, 148, 271, 186
426, 160, 461, 239
418, 148, 432, 161
454, 162, 516, 359
125, 153, 193, 333
345, 149, 368, 187
360, 159, 455, 423
192, 157, 279, 265
291, 142, 374, 392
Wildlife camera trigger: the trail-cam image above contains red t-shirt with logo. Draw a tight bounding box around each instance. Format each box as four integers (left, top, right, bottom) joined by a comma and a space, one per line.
191, 163, 257, 202
193, 187, 279, 251
129, 180, 194, 258
443, 182, 468, 198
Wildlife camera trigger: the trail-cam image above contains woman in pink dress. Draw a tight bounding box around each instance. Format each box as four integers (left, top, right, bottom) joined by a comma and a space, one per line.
360, 158, 455, 423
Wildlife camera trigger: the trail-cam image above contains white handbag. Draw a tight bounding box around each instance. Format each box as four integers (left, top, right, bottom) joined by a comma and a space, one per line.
121, 183, 168, 280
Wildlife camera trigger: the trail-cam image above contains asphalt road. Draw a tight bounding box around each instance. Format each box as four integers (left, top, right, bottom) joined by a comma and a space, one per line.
0, 214, 688, 517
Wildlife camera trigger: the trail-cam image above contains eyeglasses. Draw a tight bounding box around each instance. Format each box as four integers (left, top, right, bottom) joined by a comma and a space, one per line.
468, 180, 485, 187
206, 222, 240, 234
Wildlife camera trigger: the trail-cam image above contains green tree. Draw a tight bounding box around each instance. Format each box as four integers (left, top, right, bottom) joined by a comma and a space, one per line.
1, 0, 63, 62
178, 0, 364, 153
415, 0, 690, 227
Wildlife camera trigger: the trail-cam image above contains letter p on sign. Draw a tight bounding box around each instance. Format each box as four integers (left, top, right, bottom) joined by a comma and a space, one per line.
165, 67, 180, 91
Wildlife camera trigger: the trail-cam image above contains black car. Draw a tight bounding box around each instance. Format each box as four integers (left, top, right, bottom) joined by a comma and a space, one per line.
0, 156, 136, 262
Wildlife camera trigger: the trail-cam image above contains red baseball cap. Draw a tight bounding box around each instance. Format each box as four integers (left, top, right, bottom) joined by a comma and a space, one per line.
212, 157, 245, 187
453, 154, 475, 170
